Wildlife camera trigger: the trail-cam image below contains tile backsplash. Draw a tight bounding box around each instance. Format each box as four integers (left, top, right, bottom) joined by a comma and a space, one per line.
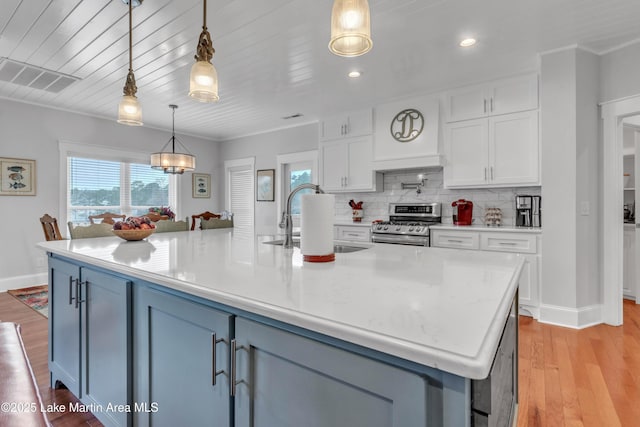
333, 169, 541, 226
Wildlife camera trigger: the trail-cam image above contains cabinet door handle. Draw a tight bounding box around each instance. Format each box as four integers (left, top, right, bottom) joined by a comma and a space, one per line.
490, 167, 494, 180
230, 339, 247, 397
484, 99, 487, 113
490, 97, 494, 112
484, 167, 488, 181
75, 280, 86, 309
211, 333, 225, 386
68, 277, 75, 305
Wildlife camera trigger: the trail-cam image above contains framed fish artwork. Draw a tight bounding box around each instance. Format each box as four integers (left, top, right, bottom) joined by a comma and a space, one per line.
0, 157, 36, 196
192, 173, 211, 198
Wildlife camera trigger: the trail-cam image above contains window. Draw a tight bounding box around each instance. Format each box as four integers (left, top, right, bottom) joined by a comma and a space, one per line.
286, 163, 312, 215
276, 150, 318, 229
61, 142, 176, 225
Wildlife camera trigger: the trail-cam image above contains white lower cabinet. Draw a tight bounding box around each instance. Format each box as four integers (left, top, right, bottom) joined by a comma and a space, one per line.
431, 228, 541, 317
334, 225, 371, 242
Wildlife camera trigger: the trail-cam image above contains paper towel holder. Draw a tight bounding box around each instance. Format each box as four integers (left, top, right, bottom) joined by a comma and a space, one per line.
279, 183, 325, 248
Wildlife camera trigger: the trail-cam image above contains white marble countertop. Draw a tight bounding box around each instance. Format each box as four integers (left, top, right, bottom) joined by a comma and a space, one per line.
431, 224, 543, 234
38, 229, 524, 379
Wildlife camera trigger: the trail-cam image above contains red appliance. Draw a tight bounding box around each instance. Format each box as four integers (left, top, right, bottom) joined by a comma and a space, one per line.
452, 199, 473, 225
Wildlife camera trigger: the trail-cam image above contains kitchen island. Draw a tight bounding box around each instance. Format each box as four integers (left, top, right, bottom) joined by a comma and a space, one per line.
38, 228, 524, 427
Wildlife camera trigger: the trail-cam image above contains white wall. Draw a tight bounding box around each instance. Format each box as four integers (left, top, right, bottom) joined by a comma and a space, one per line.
0, 99, 220, 291
600, 42, 640, 103
540, 47, 602, 326
540, 49, 579, 312
220, 124, 319, 235
575, 49, 601, 308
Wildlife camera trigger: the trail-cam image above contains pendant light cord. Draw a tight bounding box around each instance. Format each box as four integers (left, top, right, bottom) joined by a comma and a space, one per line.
128, 0, 133, 72
203, 0, 207, 30
171, 105, 176, 153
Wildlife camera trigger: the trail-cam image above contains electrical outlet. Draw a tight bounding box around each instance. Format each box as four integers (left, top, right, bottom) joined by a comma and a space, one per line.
580, 201, 590, 216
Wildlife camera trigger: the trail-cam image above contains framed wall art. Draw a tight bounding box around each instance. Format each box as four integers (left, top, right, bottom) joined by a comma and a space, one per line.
192, 173, 211, 198
256, 169, 275, 201
0, 157, 36, 196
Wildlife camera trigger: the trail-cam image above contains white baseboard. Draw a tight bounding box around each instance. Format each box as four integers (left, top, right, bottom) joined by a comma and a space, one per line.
538, 303, 603, 329
0, 273, 48, 293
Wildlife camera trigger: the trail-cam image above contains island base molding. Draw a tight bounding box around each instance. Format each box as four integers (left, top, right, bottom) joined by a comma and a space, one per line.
538, 303, 603, 329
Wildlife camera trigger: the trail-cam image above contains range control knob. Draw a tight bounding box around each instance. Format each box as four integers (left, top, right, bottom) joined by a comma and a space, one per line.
383, 225, 389, 230
395, 226, 401, 231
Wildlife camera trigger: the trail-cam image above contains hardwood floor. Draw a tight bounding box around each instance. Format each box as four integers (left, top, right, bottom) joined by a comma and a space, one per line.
517, 299, 640, 427
1, 291, 639, 426
0, 292, 102, 426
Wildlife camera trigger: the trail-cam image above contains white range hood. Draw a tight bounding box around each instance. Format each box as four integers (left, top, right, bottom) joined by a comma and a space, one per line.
372, 93, 444, 172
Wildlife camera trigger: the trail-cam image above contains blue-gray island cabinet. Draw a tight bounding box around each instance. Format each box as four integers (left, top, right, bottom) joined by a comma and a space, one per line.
40, 229, 523, 427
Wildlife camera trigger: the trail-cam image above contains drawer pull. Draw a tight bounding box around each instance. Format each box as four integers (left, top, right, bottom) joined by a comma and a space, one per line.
498, 242, 518, 246
447, 239, 464, 243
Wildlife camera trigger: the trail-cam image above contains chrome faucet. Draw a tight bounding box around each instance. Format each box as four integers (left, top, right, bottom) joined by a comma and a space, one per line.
279, 183, 324, 248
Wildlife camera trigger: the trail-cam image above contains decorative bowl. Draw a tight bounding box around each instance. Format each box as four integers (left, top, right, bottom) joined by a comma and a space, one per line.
112, 228, 155, 241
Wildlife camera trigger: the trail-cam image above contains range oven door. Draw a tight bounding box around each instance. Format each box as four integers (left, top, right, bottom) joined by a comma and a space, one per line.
371, 233, 429, 246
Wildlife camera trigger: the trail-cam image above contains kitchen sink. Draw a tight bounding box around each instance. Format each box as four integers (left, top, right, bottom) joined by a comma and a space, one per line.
262, 240, 369, 253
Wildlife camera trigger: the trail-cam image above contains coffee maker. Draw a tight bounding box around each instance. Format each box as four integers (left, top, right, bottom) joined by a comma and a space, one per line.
452, 199, 473, 225
515, 195, 541, 227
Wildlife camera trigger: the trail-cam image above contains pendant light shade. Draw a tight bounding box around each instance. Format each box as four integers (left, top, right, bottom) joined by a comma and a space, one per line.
150, 105, 196, 174
117, 0, 143, 126
189, 0, 219, 102
329, 0, 372, 57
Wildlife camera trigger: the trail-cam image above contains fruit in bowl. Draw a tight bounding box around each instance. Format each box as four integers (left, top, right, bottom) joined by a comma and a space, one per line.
112, 216, 156, 241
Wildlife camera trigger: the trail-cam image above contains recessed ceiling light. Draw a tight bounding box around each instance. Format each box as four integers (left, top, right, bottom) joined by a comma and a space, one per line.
348, 71, 361, 78
459, 38, 477, 47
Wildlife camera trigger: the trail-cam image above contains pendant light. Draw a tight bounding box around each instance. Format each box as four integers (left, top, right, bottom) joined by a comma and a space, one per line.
150, 105, 196, 174
329, 0, 372, 57
117, 0, 143, 125
189, 0, 219, 102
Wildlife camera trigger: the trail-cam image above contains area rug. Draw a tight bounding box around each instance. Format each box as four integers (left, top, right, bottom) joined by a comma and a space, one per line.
8, 285, 48, 318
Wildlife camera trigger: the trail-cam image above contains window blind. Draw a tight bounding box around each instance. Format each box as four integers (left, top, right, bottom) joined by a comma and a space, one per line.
67, 156, 171, 224
229, 168, 254, 232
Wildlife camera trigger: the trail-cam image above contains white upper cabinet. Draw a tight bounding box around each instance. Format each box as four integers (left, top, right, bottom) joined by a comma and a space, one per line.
320, 135, 382, 192
320, 109, 373, 141
445, 74, 538, 122
444, 111, 539, 187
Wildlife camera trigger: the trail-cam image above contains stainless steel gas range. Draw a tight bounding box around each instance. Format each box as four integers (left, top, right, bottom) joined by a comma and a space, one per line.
371, 203, 442, 246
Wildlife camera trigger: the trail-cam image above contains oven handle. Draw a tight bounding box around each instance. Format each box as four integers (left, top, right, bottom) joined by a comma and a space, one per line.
371, 234, 430, 246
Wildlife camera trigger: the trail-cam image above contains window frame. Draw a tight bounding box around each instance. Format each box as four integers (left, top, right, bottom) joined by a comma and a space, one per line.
59, 141, 177, 228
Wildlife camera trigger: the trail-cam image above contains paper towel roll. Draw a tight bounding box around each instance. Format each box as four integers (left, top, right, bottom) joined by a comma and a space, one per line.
300, 193, 335, 262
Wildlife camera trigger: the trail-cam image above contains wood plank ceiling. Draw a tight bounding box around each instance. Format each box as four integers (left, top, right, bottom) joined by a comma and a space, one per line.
1, 0, 640, 141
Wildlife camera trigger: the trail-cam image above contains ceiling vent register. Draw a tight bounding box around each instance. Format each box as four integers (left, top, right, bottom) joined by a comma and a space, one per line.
0, 58, 80, 93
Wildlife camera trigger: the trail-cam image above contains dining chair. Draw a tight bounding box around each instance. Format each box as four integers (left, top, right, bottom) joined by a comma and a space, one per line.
40, 214, 64, 241
190, 211, 221, 230
67, 222, 114, 239
146, 212, 170, 222
154, 217, 189, 233
88, 212, 126, 225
